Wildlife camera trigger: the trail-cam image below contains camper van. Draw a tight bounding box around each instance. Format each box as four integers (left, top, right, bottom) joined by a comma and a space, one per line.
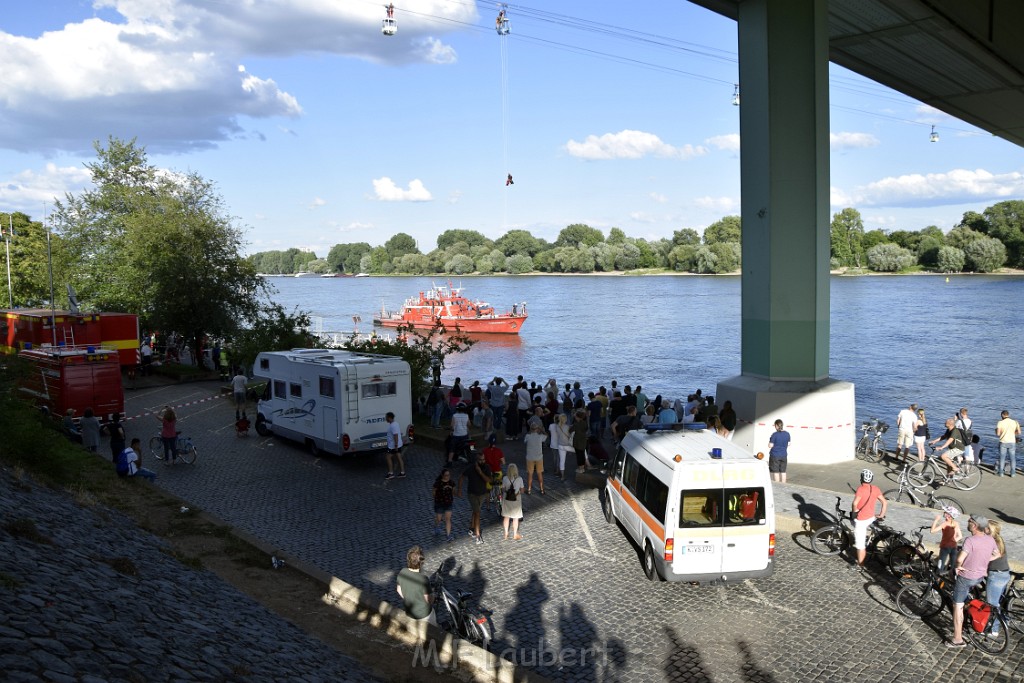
253, 348, 413, 455
603, 425, 775, 584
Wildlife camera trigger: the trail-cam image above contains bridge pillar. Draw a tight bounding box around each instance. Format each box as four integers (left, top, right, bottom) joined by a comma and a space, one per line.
716, 0, 855, 464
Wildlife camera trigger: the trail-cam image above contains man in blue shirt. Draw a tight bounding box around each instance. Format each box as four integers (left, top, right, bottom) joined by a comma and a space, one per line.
768, 419, 791, 484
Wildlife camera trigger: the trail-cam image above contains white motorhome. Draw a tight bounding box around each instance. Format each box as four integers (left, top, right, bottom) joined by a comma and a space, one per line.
253, 348, 412, 455
603, 424, 776, 584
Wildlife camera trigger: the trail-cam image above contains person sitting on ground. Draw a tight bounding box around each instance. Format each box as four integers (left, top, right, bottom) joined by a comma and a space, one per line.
116, 438, 157, 481
927, 418, 964, 474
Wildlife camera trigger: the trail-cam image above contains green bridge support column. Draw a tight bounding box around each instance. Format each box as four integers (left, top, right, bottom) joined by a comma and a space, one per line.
716, 0, 856, 464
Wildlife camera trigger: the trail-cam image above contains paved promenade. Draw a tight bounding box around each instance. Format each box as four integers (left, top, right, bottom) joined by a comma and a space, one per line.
103, 380, 1023, 682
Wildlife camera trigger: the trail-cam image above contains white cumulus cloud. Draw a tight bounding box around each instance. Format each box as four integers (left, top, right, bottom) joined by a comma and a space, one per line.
830, 132, 879, 149
832, 168, 1024, 208
693, 196, 739, 213
0, 163, 93, 211
649, 192, 667, 203
372, 177, 432, 202
705, 134, 740, 152
308, 197, 326, 209
566, 130, 707, 160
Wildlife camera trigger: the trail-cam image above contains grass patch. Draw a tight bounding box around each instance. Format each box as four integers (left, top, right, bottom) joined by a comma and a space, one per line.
159, 546, 204, 570
0, 571, 23, 589
3, 518, 54, 545
222, 534, 268, 568
153, 363, 219, 380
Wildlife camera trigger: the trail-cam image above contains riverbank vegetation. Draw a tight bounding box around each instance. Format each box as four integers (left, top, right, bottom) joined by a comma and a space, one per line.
248, 203, 1024, 277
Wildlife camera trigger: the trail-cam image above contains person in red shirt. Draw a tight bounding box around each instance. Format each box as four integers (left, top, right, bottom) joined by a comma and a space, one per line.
851, 468, 887, 569
483, 434, 505, 475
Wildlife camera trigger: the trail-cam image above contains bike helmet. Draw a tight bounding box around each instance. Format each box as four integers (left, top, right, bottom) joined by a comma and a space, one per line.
860, 468, 874, 483
941, 504, 960, 519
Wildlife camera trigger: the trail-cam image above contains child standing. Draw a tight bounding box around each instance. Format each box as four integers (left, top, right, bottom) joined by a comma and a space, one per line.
930, 505, 962, 574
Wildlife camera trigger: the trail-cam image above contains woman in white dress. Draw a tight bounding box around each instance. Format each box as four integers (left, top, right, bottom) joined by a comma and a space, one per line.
502, 464, 525, 540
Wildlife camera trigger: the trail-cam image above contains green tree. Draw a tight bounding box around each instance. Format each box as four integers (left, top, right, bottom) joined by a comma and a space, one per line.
607, 227, 627, 245
888, 230, 921, 252
555, 223, 604, 248
672, 228, 701, 246
0, 212, 55, 307
506, 254, 533, 274
946, 225, 983, 250
367, 246, 392, 274
866, 243, 915, 272
326, 242, 372, 274
963, 236, 1006, 273
305, 258, 330, 274
436, 229, 489, 251
52, 138, 269, 358
395, 253, 429, 274
957, 210, 988, 233
830, 208, 865, 268
495, 229, 541, 256
693, 246, 718, 274
445, 254, 475, 274
710, 242, 740, 272
384, 232, 419, 260
861, 229, 889, 253
487, 249, 506, 272
981, 200, 1024, 268
916, 236, 943, 267
617, 242, 641, 270
229, 304, 322, 371
703, 216, 741, 245
668, 245, 697, 272
935, 246, 965, 273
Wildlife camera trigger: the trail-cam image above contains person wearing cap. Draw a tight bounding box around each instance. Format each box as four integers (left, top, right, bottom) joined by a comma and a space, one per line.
948, 515, 999, 648
930, 505, 962, 575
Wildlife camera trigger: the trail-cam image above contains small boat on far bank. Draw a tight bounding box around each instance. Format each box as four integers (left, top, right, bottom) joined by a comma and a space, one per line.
374, 281, 527, 335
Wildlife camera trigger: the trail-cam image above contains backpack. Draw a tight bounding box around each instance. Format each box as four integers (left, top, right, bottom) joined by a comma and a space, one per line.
562, 392, 573, 414
505, 477, 518, 501
955, 419, 973, 449
966, 598, 991, 633
115, 448, 130, 478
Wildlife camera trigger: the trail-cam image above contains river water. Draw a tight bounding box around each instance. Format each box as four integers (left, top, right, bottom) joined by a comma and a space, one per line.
265, 274, 1023, 441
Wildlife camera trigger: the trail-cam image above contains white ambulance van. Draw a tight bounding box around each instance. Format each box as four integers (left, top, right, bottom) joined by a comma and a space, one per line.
603, 424, 775, 584
253, 348, 412, 455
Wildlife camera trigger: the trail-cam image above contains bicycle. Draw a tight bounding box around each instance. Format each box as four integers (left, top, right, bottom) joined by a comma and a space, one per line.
854, 419, 889, 463
895, 563, 1009, 654
906, 447, 981, 490
486, 470, 504, 515
1000, 571, 1024, 635
882, 464, 965, 516
430, 560, 491, 650
149, 431, 198, 464
810, 496, 906, 564
887, 526, 933, 581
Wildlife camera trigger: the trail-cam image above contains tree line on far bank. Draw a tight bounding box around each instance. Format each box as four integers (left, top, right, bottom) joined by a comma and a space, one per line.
249, 203, 1024, 277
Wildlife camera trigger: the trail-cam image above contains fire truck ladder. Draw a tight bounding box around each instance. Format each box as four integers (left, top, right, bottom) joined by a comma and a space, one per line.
63, 327, 75, 347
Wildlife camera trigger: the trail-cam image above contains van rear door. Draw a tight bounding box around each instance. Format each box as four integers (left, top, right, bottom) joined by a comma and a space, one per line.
673, 462, 725, 576
721, 462, 771, 573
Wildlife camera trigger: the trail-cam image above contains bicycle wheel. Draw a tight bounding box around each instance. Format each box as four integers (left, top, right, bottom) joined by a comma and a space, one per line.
951, 462, 982, 491
149, 436, 165, 461
178, 443, 197, 465
907, 460, 935, 487
811, 525, 848, 555
963, 612, 1009, 655
871, 531, 905, 565
889, 546, 930, 581
855, 436, 871, 461
1003, 594, 1024, 634
882, 488, 916, 506
930, 495, 966, 517
895, 581, 944, 619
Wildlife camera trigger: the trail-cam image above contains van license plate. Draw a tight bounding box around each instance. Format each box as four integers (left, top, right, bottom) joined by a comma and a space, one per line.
371, 441, 386, 449
685, 545, 714, 554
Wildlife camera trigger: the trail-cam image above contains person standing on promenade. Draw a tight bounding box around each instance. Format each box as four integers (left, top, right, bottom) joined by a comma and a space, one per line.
432, 468, 456, 541
427, 381, 444, 429
719, 400, 737, 435
986, 520, 1011, 637
995, 410, 1020, 477
231, 369, 248, 421
514, 380, 531, 437
895, 402, 917, 462
912, 408, 929, 462
458, 450, 491, 545
955, 408, 974, 462
948, 515, 998, 648
447, 403, 470, 464
501, 464, 525, 540
586, 393, 603, 440
524, 423, 547, 494
384, 411, 405, 480
596, 387, 609, 434
768, 419, 790, 483
80, 408, 101, 453
156, 406, 179, 464
570, 409, 589, 471
103, 412, 126, 464
487, 376, 508, 433
634, 385, 647, 416
396, 546, 434, 626
851, 469, 887, 570
930, 505, 962, 575
448, 377, 463, 410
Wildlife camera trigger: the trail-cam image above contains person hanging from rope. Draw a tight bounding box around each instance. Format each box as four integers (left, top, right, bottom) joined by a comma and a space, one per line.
506, 173, 514, 186
496, 8, 505, 30
386, 3, 394, 18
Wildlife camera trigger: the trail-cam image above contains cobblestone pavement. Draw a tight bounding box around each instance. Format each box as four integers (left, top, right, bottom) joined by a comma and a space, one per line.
0, 466, 379, 683
124, 382, 1024, 683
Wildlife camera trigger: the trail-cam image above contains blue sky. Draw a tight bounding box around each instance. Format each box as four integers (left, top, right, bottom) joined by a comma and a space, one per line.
1, 0, 1022, 256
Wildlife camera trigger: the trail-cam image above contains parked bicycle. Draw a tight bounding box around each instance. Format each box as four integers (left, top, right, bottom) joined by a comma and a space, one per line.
486, 470, 504, 515
149, 431, 198, 465
888, 526, 933, 581
906, 447, 981, 490
430, 560, 491, 650
810, 496, 906, 564
882, 464, 965, 516
895, 563, 1008, 654
854, 419, 889, 463
1000, 571, 1024, 635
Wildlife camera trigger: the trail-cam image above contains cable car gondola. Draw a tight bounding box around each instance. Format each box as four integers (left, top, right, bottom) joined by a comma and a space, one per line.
382, 3, 397, 36
496, 6, 510, 35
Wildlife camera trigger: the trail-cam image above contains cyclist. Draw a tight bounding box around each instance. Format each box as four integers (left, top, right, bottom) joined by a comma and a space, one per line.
927, 418, 964, 474
851, 469, 887, 570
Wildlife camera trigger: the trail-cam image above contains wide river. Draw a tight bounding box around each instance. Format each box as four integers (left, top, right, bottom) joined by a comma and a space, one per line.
266, 274, 1023, 440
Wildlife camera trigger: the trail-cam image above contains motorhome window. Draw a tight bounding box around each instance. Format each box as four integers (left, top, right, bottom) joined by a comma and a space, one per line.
289, 382, 302, 398
679, 489, 723, 527
361, 381, 398, 399
319, 376, 335, 398
259, 358, 269, 371
273, 380, 286, 399
725, 487, 766, 526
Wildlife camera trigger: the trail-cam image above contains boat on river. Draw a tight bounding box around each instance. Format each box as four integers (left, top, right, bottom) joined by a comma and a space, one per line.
373, 281, 527, 334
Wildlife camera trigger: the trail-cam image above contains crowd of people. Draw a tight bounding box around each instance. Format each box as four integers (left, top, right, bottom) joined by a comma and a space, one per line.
893, 402, 1021, 477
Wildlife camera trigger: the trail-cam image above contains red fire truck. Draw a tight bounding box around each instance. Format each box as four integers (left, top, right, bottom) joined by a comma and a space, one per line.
1, 309, 139, 368
17, 344, 125, 421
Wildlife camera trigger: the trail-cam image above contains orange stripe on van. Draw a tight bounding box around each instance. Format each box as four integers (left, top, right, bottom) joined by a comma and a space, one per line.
618, 483, 665, 542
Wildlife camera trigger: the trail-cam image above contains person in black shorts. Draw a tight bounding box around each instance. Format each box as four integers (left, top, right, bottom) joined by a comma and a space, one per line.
459, 451, 492, 545
768, 419, 791, 483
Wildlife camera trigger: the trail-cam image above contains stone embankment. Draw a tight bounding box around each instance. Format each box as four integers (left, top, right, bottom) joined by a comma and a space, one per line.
0, 466, 379, 683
